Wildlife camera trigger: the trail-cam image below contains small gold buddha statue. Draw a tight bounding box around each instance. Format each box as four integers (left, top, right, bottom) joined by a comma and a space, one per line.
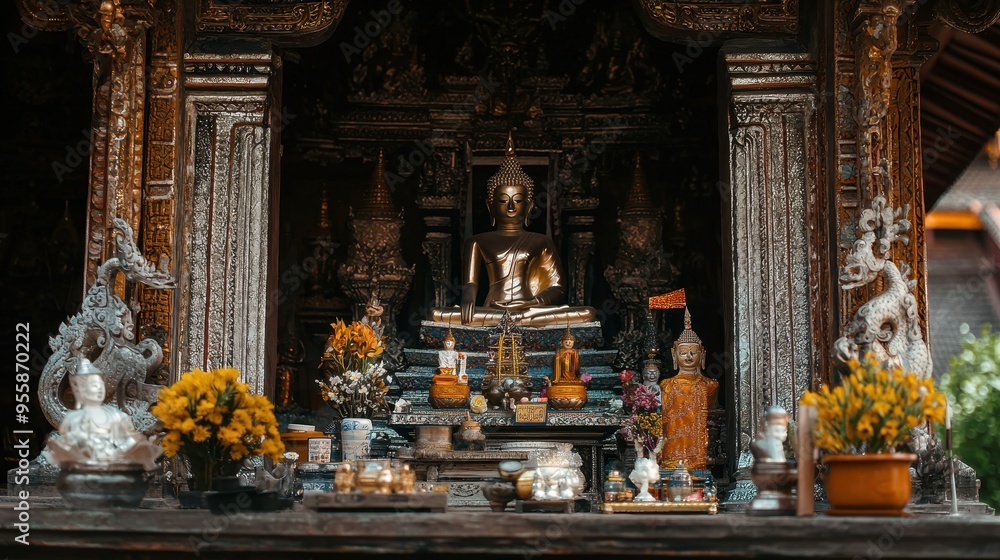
553, 327, 581, 383
431, 133, 596, 327
658, 308, 719, 471
547, 327, 587, 410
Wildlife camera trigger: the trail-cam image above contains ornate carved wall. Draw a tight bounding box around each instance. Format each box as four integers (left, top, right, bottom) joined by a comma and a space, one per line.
139, 0, 183, 380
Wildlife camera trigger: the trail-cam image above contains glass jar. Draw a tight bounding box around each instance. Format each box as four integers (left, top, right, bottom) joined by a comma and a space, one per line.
603, 470, 626, 502
667, 460, 693, 502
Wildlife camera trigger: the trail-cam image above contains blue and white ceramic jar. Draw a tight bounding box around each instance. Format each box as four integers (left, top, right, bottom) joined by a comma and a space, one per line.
340, 418, 373, 461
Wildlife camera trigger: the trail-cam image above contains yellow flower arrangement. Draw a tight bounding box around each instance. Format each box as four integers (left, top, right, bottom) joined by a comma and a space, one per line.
151, 367, 285, 490
316, 319, 390, 419
800, 352, 946, 454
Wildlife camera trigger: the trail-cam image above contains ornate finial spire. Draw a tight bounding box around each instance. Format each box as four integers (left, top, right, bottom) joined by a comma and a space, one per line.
563, 323, 575, 343
486, 132, 535, 204
624, 153, 652, 210
675, 306, 702, 347
356, 148, 397, 219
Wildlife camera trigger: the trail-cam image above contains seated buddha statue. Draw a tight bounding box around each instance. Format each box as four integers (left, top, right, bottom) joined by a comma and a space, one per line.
659, 308, 719, 471
547, 327, 587, 410
553, 327, 581, 384
431, 134, 596, 328
44, 357, 161, 470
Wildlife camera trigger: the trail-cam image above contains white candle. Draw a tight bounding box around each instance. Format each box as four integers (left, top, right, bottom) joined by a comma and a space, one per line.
946, 400, 952, 430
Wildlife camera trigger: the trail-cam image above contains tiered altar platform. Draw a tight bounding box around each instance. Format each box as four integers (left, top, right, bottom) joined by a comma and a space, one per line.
392, 321, 625, 507
2, 505, 999, 559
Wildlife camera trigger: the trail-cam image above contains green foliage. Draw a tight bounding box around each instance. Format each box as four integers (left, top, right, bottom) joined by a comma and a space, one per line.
942, 323, 1000, 511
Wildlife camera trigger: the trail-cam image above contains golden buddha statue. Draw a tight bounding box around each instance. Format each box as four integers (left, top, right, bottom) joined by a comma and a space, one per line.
658, 308, 718, 470
553, 327, 581, 383
547, 327, 587, 410
431, 134, 596, 327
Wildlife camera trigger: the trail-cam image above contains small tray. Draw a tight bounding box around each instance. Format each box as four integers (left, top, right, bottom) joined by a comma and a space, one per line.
304, 491, 448, 513
600, 501, 718, 514
514, 498, 590, 514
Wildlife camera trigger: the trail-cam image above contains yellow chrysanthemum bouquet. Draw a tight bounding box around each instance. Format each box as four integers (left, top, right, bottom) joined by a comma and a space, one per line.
800, 352, 946, 454
151, 367, 285, 491
316, 319, 390, 419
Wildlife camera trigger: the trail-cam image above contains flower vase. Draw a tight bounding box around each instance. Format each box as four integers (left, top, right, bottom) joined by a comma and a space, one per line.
183, 455, 241, 492
822, 453, 916, 515
341, 418, 373, 461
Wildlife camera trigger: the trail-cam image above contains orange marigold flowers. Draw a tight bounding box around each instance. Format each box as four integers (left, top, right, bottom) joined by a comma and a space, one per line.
799, 353, 945, 454
151, 367, 285, 471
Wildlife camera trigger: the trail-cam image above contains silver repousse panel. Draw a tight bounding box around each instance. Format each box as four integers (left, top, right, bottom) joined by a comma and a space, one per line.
178, 97, 271, 396
722, 45, 818, 460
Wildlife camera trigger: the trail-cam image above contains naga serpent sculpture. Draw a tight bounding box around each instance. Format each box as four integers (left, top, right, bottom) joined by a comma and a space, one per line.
39, 217, 175, 433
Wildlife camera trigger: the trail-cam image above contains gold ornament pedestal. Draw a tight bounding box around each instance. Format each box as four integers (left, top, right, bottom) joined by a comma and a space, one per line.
547, 384, 587, 411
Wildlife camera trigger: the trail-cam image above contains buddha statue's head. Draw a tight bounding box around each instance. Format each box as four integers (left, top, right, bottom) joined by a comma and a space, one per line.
641, 360, 661, 384
486, 133, 535, 228
561, 326, 575, 350
443, 329, 456, 351
70, 357, 106, 408
762, 405, 789, 442
672, 307, 706, 374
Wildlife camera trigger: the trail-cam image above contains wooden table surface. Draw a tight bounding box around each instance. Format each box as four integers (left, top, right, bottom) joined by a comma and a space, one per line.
2, 505, 999, 559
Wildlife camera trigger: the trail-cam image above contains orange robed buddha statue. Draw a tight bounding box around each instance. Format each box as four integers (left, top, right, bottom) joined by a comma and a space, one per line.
659, 308, 719, 470
552, 327, 581, 383
547, 327, 587, 410
431, 134, 596, 327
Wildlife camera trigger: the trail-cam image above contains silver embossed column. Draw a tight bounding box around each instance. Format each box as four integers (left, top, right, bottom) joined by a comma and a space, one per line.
718, 40, 822, 503
176, 45, 282, 397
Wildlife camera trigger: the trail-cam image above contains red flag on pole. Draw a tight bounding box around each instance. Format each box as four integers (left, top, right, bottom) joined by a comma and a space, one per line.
648, 288, 686, 310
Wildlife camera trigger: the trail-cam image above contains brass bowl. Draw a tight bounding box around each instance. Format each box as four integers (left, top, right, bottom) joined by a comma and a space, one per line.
498, 460, 524, 482
429, 383, 470, 409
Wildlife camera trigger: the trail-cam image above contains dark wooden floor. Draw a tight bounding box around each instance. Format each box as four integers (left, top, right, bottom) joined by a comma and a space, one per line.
2, 506, 1000, 559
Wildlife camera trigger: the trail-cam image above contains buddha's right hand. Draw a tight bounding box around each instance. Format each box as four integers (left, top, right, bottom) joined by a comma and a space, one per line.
460, 284, 478, 324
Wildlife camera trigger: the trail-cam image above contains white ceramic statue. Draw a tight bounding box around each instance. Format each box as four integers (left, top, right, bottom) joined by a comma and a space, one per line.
628, 456, 661, 502
43, 357, 160, 470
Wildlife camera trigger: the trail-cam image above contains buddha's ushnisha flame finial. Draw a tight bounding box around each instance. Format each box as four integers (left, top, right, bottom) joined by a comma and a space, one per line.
675, 306, 702, 347
487, 132, 534, 205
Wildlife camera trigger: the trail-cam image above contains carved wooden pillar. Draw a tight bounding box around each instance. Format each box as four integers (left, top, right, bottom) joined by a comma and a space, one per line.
719, 41, 822, 501
176, 45, 283, 397
832, 0, 930, 347
138, 0, 183, 378
17, 0, 153, 293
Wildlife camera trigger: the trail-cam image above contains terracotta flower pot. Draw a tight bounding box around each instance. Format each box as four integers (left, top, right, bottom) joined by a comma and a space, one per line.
822, 453, 916, 515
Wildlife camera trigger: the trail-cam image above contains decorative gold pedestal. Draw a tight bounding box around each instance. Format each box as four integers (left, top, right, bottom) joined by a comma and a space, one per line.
547, 384, 587, 411
600, 501, 718, 514
429, 375, 470, 409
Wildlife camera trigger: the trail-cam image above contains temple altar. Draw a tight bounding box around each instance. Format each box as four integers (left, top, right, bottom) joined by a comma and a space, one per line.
5, 0, 1000, 547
